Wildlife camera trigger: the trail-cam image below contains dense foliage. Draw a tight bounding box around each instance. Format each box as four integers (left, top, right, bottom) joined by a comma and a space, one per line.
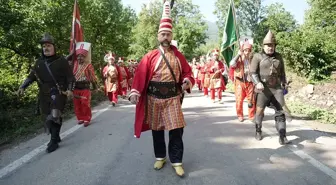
129, 0, 208, 60
0, 0, 136, 143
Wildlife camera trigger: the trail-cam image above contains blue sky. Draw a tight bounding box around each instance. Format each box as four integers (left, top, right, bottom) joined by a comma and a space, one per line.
121, 0, 310, 24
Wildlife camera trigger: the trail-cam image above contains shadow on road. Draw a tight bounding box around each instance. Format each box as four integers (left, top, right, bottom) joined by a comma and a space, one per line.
177, 107, 336, 184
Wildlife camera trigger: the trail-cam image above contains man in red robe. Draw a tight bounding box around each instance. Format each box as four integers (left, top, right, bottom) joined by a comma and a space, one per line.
127, 59, 137, 90
73, 42, 98, 126
128, 0, 194, 177
209, 49, 226, 103
204, 56, 215, 98
230, 41, 256, 122
192, 58, 202, 91
117, 57, 130, 98
197, 56, 206, 92
102, 52, 122, 106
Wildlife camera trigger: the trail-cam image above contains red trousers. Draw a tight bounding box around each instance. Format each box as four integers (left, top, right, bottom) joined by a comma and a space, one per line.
204, 87, 208, 96
107, 91, 118, 104
121, 87, 127, 96
196, 79, 202, 91
210, 89, 223, 100
234, 80, 255, 120
73, 89, 92, 122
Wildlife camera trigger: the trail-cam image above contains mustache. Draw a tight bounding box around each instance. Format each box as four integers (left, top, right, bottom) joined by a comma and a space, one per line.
161, 40, 170, 46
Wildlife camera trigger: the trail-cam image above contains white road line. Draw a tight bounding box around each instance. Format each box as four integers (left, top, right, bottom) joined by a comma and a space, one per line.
217, 93, 336, 180
262, 126, 336, 181
0, 105, 111, 179
262, 108, 336, 180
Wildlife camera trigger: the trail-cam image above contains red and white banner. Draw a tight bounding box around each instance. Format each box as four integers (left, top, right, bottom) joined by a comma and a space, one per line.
70, 0, 84, 52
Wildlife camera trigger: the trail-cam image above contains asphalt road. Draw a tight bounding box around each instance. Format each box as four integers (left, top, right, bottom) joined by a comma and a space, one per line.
1, 90, 336, 185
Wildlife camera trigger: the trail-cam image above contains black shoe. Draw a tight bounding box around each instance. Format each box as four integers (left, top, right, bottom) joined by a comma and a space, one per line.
46, 141, 59, 153
47, 136, 61, 147
255, 131, 262, 141
279, 136, 290, 145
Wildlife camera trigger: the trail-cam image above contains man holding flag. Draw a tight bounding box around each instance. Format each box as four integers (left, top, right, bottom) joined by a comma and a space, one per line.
68, 0, 98, 126
72, 42, 98, 127
230, 40, 256, 122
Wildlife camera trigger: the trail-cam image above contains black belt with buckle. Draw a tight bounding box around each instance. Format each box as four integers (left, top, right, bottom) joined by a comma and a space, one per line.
75, 81, 90, 90
147, 81, 179, 99
260, 75, 280, 87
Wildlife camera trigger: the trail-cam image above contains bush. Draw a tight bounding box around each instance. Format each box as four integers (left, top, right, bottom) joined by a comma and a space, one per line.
287, 101, 336, 124
0, 88, 106, 145
277, 28, 336, 81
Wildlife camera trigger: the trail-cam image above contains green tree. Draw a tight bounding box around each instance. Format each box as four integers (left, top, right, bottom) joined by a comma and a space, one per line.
0, 0, 137, 141
213, 0, 262, 40
79, 0, 137, 68
253, 3, 297, 49
129, 2, 161, 60
130, 0, 208, 60
279, 0, 336, 80
194, 41, 220, 58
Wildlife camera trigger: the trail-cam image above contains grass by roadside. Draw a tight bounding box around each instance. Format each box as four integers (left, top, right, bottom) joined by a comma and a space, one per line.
226, 80, 336, 124
0, 90, 107, 147
287, 100, 336, 124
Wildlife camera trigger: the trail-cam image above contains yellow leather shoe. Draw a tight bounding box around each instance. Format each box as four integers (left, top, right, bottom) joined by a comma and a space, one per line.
172, 165, 185, 177
154, 158, 166, 170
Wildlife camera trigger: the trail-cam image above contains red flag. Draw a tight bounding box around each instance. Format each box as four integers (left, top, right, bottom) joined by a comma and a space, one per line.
70, 0, 84, 52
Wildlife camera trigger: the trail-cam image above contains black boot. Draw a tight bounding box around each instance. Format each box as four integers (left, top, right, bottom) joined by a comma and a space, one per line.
48, 128, 61, 146
46, 122, 60, 153
56, 117, 62, 143
46, 118, 62, 147
275, 114, 290, 145
255, 124, 262, 141
278, 129, 290, 145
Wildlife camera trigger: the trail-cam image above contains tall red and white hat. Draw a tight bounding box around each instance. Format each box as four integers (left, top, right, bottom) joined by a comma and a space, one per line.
118, 57, 124, 64
242, 41, 252, 51
104, 52, 115, 62
212, 48, 220, 57
75, 42, 91, 64
158, 0, 173, 33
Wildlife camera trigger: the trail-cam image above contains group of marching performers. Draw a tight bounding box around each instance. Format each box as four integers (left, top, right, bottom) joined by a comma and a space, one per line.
191, 30, 291, 146
15, 0, 291, 178
102, 53, 139, 107
191, 50, 229, 104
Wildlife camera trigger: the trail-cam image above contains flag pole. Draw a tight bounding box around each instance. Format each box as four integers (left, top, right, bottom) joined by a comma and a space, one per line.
230, 0, 240, 49
71, 0, 77, 65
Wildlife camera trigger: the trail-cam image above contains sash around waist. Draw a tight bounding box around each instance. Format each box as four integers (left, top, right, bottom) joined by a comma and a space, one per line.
147, 81, 180, 99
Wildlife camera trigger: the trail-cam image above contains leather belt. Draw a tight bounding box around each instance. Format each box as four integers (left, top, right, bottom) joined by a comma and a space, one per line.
147, 81, 180, 99
235, 76, 252, 82
75, 81, 90, 90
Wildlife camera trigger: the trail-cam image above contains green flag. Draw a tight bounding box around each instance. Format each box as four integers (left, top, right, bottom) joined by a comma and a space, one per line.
220, 1, 239, 66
